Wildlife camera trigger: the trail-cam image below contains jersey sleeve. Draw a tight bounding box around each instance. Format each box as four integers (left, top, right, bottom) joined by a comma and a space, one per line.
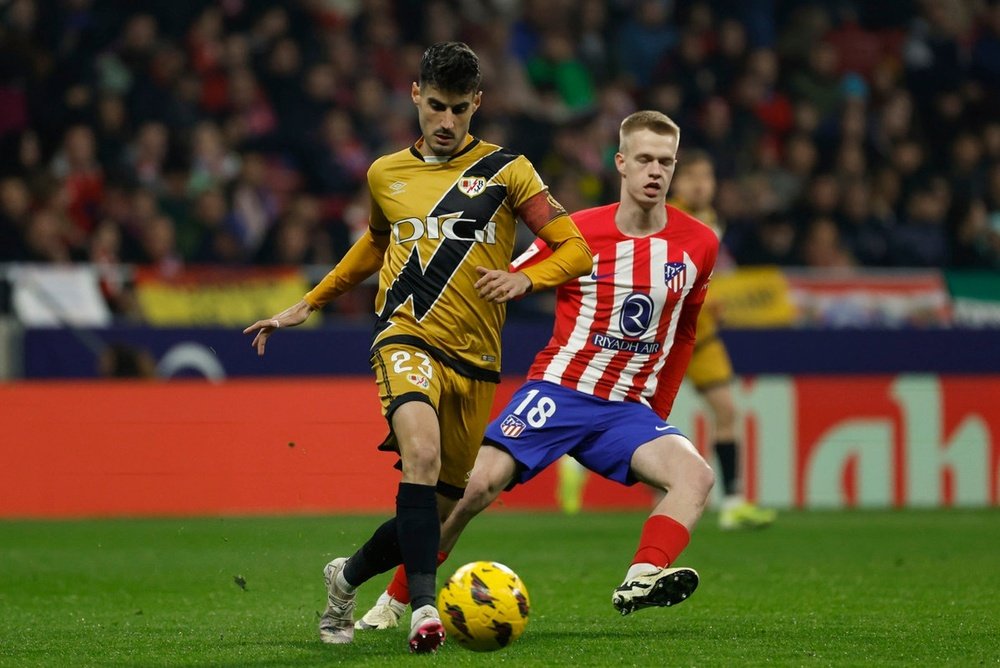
502, 156, 549, 216
499, 158, 592, 290
304, 225, 389, 308
304, 167, 393, 308
650, 234, 720, 419
518, 216, 592, 291
365, 163, 392, 234
508, 205, 592, 298
677, 230, 718, 311
649, 295, 702, 419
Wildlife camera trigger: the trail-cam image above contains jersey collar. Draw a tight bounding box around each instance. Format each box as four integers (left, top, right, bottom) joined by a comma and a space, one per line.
409, 136, 481, 163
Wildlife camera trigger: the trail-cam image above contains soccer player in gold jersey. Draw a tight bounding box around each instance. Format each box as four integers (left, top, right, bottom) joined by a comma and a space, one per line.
357, 110, 718, 629
669, 149, 776, 531
243, 42, 591, 653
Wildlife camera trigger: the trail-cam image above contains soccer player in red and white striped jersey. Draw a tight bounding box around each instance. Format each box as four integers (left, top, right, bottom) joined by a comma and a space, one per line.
513, 192, 717, 420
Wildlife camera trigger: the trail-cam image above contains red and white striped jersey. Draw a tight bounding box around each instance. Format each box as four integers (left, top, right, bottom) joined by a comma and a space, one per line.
512, 202, 719, 419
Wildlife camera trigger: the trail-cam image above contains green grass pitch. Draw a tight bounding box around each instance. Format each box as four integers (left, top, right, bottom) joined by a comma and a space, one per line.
2, 509, 998, 666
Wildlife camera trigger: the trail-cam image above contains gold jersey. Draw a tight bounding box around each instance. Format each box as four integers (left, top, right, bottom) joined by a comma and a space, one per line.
669, 197, 720, 237
668, 197, 734, 388
368, 138, 549, 382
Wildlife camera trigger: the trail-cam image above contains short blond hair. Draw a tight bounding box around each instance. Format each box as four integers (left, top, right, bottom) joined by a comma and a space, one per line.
619, 110, 681, 153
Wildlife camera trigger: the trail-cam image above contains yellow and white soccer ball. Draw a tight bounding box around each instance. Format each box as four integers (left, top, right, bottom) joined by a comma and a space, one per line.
437, 560, 530, 652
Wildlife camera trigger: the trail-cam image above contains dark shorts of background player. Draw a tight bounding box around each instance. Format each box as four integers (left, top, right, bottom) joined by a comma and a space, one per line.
483, 380, 685, 489
371, 343, 496, 499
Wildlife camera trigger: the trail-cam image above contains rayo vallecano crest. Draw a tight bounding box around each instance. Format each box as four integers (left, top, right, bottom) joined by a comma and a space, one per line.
458, 176, 487, 197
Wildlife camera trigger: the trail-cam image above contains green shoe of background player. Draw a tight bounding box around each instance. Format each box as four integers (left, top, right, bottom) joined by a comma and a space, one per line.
719, 501, 777, 530
557, 455, 588, 514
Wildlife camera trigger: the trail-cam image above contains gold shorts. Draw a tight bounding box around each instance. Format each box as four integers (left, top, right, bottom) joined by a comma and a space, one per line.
371, 343, 497, 498
685, 335, 734, 392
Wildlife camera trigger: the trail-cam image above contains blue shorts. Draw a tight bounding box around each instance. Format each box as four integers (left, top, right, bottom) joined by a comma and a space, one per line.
483, 380, 685, 487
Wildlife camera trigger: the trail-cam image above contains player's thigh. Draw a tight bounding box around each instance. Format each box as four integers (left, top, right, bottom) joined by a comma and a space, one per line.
629, 432, 706, 490
574, 402, 689, 486
483, 380, 592, 485
700, 381, 737, 426
436, 371, 497, 498
685, 336, 734, 391
371, 344, 445, 478
371, 343, 444, 420
463, 444, 520, 505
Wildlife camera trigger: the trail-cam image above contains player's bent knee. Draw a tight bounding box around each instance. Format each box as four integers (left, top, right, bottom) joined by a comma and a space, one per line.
690, 456, 716, 499
461, 477, 501, 514
400, 444, 442, 483
666, 436, 715, 499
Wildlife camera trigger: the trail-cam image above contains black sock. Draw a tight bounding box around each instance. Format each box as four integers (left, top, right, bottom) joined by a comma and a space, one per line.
396, 482, 439, 610
343, 517, 401, 587
408, 573, 437, 609
715, 440, 739, 496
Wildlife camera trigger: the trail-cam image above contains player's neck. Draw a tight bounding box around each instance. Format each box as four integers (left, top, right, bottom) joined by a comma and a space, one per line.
414, 135, 475, 160
615, 200, 667, 238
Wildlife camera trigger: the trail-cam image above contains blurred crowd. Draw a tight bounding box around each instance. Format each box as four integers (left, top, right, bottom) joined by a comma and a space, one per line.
1, 0, 999, 316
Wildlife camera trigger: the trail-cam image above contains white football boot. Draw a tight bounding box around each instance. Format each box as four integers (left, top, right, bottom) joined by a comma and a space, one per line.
355, 591, 407, 630
612, 566, 699, 616
407, 603, 445, 653
319, 558, 356, 644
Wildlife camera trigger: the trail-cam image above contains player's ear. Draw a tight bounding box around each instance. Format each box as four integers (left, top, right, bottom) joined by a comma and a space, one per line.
615, 152, 626, 176
471, 91, 482, 113
411, 82, 421, 105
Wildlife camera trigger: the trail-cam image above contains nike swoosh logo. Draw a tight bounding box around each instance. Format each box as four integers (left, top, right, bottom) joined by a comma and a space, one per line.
655, 425, 672, 431
590, 271, 615, 281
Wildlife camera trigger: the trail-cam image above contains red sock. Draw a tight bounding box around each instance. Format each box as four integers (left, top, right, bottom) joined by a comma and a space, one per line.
631, 515, 690, 567
386, 551, 449, 603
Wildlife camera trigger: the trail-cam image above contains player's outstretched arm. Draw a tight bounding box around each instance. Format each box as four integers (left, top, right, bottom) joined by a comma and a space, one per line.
306, 226, 390, 307
243, 299, 315, 356
243, 222, 390, 356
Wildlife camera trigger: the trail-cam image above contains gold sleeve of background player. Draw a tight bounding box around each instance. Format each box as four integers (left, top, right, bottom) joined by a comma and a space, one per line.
304, 226, 390, 308
519, 216, 593, 291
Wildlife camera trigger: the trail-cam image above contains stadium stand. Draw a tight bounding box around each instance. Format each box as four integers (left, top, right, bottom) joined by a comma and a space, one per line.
0, 0, 998, 326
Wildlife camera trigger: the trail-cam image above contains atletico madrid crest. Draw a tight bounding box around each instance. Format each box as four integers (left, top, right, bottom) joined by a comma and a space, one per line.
664, 262, 687, 292
458, 176, 487, 197
500, 414, 526, 438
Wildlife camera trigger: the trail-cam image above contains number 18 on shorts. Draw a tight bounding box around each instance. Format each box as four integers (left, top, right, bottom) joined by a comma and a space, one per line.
483, 380, 683, 487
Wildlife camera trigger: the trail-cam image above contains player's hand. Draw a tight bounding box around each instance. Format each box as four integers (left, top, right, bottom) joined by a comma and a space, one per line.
474, 266, 533, 304
242, 300, 313, 356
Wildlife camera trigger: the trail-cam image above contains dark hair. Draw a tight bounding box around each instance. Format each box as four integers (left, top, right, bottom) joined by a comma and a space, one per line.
419, 42, 482, 94
675, 148, 714, 175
